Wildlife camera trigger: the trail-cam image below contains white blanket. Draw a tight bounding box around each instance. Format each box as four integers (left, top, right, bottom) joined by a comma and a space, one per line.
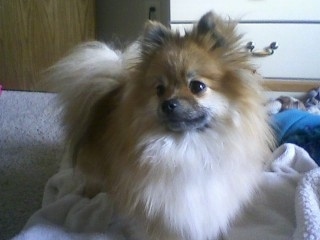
12, 144, 320, 240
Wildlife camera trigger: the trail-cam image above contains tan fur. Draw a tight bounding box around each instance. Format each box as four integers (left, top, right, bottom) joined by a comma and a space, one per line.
48, 12, 274, 240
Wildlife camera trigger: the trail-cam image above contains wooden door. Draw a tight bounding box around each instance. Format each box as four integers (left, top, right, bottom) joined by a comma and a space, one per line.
0, 0, 95, 91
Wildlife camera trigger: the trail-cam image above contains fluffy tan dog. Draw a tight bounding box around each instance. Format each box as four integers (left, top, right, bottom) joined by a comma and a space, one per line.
47, 12, 274, 240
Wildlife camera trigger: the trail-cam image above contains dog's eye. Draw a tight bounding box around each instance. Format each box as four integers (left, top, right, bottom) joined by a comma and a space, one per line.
156, 85, 166, 96
189, 80, 206, 94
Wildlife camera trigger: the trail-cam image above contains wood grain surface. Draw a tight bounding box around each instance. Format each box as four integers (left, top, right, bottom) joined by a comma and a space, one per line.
263, 79, 320, 92
0, 0, 95, 90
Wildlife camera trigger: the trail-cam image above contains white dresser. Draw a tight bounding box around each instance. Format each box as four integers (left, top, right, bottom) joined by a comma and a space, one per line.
170, 0, 320, 82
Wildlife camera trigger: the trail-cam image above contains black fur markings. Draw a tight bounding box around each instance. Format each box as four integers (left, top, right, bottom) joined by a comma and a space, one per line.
141, 21, 170, 54
196, 12, 226, 50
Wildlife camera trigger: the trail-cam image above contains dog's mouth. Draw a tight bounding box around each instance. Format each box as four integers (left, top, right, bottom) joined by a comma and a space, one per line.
158, 99, 211, 132
163, 114, 211, 132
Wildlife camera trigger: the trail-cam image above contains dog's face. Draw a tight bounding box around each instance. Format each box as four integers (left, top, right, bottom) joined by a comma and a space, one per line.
130, 12, 252, 132
144, 41, 229, 132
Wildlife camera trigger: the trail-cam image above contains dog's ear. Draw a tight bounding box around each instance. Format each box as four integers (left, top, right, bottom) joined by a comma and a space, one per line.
141, 21, 171, 54
197, 12, 218, 36
193, 11, 228, 50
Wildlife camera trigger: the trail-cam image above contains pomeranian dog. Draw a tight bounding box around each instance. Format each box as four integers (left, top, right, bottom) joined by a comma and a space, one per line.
47, 12, 274, 240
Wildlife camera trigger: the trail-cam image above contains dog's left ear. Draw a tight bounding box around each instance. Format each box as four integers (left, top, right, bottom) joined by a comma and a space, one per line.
141, 21, 171, 54
197, 12, 217, 36
193, 11, 228, 50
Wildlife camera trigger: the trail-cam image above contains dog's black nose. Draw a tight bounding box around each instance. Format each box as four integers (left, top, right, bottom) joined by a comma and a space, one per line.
162, 99, 179, 114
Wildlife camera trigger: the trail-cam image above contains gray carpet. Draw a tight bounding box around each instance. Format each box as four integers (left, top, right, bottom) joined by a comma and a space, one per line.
0, 90, 64, 240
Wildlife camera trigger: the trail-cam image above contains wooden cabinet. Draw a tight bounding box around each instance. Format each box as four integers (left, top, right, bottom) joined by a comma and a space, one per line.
0, 0, 95, 91
170, 0, 320, 89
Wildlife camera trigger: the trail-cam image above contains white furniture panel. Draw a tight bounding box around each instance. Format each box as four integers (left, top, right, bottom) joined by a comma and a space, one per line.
171, 0, 320, 22
240, 23, 320, 79
171, 23, 320, 79
170, 0, 320, 80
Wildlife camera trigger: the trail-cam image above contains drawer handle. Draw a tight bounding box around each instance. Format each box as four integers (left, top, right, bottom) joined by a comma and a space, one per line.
246, 41, 279, 57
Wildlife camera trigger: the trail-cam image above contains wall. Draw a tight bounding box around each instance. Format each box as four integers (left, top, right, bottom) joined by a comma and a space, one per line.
96, 0, 170, 47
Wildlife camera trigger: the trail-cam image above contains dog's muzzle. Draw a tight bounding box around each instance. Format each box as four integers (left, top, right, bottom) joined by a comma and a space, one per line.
158, 98, 211, 132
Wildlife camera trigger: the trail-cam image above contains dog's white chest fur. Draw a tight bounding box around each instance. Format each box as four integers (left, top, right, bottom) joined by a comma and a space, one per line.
123, 131, 261, 240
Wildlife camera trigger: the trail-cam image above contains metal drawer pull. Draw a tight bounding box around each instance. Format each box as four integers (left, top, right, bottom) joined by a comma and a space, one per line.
246, 41, 279, 57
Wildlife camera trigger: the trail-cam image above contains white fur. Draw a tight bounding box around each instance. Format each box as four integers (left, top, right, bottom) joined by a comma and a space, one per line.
119, 119, 265, 240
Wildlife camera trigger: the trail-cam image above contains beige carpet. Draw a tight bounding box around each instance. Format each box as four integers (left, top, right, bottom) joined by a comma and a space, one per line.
0, 90, 63, 240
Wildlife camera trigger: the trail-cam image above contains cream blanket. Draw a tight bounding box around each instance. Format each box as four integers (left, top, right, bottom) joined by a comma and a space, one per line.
12, 144, 320, 240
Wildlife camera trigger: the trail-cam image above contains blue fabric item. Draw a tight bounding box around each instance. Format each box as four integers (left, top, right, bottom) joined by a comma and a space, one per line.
272, 109, 320, 165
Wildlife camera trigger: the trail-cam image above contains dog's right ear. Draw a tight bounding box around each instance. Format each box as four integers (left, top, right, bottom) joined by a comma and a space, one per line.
141, 21, 171, 54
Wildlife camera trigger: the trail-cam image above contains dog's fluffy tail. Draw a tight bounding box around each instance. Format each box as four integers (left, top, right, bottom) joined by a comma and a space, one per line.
45, 41, 139, 102
44, 41, 140, 168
